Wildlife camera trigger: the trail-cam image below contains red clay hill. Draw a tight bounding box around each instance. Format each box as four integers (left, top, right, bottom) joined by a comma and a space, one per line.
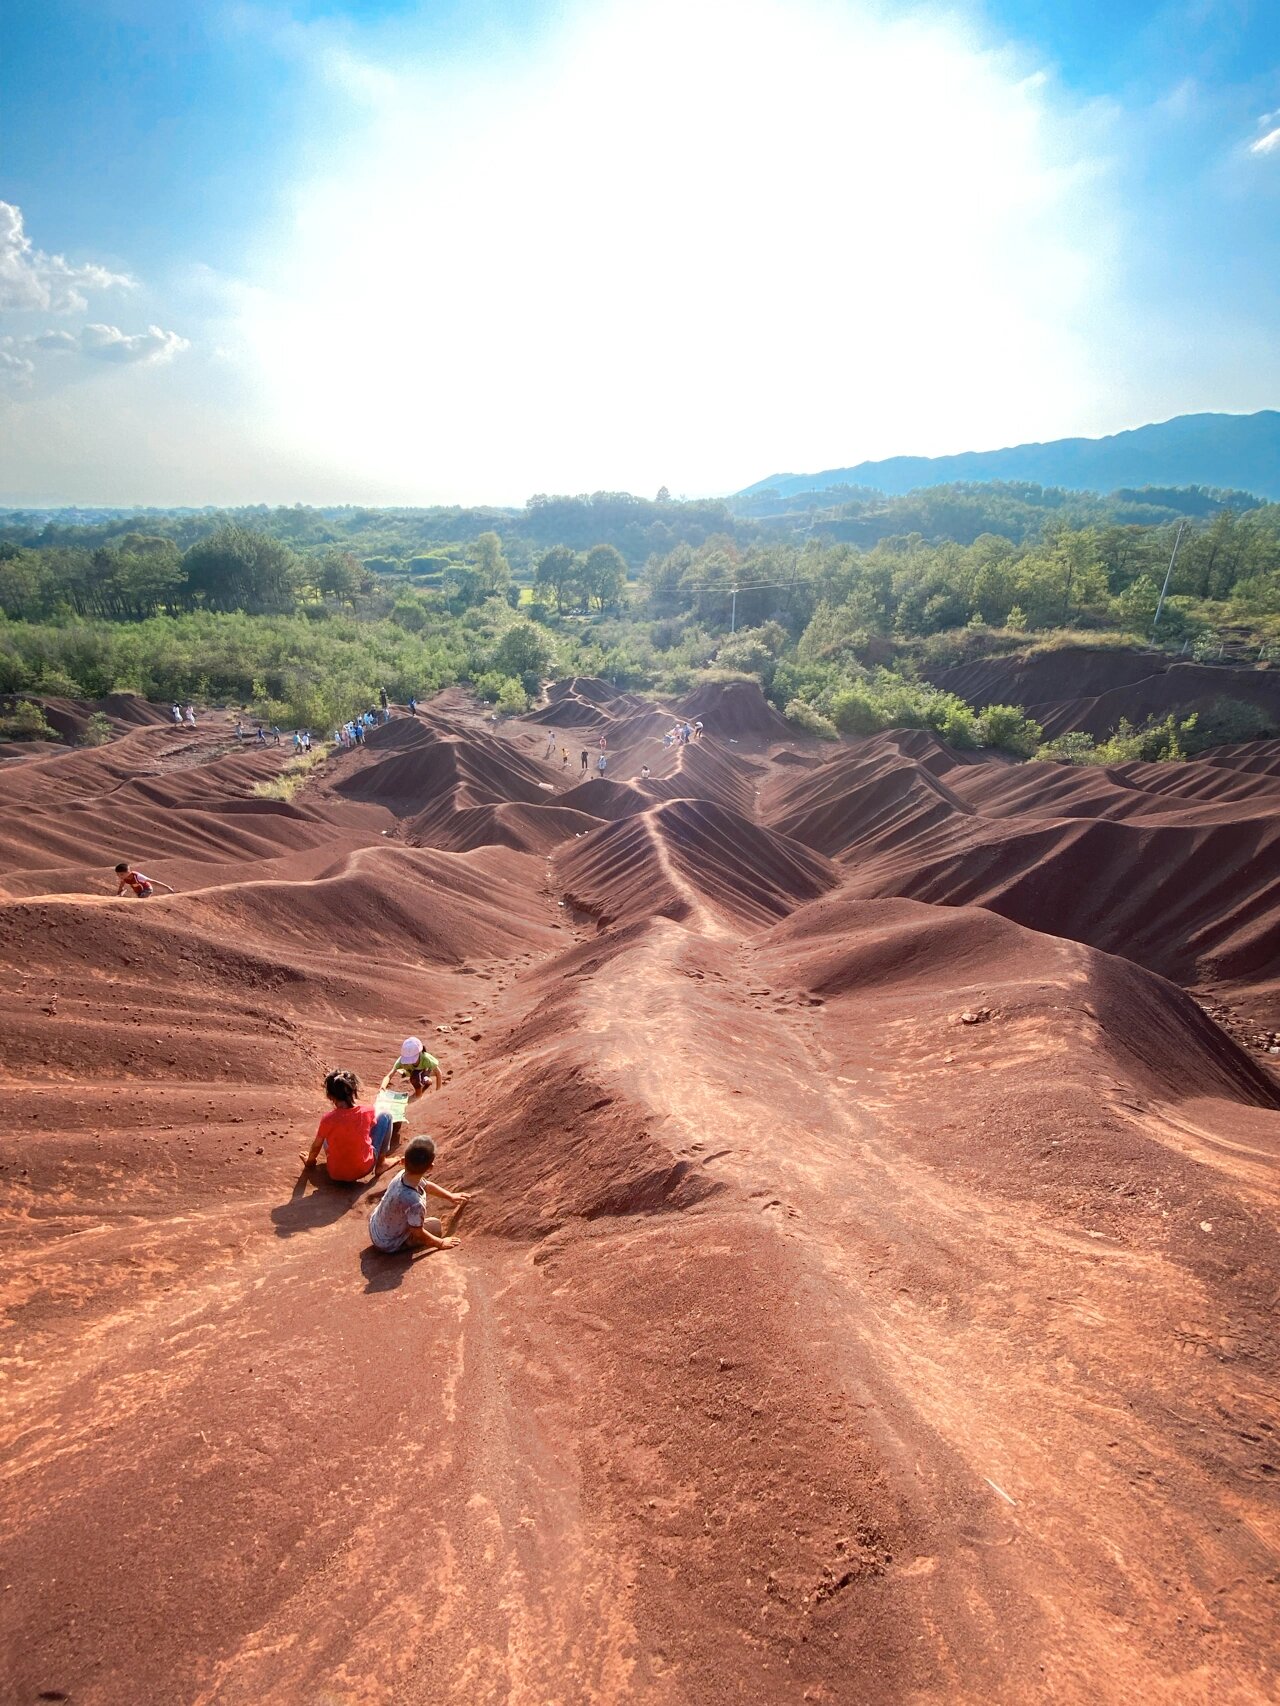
1, 667, 1278, 1705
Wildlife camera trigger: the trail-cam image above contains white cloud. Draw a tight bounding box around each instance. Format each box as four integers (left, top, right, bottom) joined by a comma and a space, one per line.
1249, 126, 1280, 156
0, 204, 187, 390
34, 322, 190, 363
0, 201, 133, 314
0, 342, 35, 385
234, 0, 1124, 501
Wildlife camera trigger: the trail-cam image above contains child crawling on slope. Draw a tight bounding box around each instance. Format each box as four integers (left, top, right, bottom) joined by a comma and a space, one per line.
115, 862, 174, 899
380, 1036, 443, 1151
382, 1036, 442, 1100
368, 1136, 467, 1255
301, 1069, 397, 1183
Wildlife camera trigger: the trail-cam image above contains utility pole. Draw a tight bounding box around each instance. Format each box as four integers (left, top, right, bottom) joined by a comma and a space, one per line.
1151, 520, 1187, 640
730, 587, 737, 634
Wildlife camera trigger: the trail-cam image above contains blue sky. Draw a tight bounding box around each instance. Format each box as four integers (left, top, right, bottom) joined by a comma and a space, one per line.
0, 0, 1277, 504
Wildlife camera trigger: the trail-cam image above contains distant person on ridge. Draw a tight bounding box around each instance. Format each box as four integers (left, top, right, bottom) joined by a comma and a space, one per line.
379, 686, 389, 714
301, 1068, 397, 1183
408, 694, 418, 716
114, 862, 174, 900
580, 748, 589, 774
545, 732, 557, 759
597, 752, 607, 777
170, 703, 182, 725
561, 746, 570, 770
183, 703, 196, 727
367, 1136, 466, 1256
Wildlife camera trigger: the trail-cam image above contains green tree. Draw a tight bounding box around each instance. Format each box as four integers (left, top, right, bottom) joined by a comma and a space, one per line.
492, 621, 557, 692
93, 535, 185, 620
182, 526, 301, 615
315, 548, 365, 607
470, 532, 512, 598
0, 549, 50, 621
581, 543, 627, 611
535, 545, 581, 613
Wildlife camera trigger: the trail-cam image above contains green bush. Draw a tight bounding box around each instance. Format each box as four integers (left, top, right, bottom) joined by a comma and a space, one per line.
1033, 730, 1098, 764
80, 711, 114, 747
495, 677, 529, 714
491, 621, 557, 691
975, 703, 1043, 756
828, 685, 882, 735
0, 698, 60, 742
1035, 713, 1199, 765
783, 698, 839, 739
716, 628, 778, 685
35, 667, 84, 697
928, 693, 979, 748
1184, 697, 1278, 749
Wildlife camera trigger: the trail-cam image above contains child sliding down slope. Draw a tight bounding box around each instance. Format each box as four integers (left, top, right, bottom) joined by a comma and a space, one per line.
368, 1136, 467, 1255
302, 1069, 397, 1183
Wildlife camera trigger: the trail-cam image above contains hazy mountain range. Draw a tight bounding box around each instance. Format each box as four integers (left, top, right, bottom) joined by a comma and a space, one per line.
739, 410, 1280, 503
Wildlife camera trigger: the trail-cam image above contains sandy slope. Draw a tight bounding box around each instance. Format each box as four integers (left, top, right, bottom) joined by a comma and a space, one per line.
1, 684, 1278, 1705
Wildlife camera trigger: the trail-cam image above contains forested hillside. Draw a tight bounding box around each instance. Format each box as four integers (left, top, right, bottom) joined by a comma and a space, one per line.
2, 484, 1278, 761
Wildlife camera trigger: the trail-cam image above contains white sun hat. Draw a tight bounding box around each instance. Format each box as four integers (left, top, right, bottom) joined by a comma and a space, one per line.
398, 1036, 424, 1062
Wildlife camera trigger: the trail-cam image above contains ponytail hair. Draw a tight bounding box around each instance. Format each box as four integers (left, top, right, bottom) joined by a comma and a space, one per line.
324, 1068, 360, 1107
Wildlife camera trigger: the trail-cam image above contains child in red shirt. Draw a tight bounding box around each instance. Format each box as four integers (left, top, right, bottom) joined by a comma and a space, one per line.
114, 862, 174, 898
301, 1070, 395, 1183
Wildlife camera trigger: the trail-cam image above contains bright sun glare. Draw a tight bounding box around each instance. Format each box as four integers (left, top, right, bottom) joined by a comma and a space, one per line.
241, 0, 1117, 502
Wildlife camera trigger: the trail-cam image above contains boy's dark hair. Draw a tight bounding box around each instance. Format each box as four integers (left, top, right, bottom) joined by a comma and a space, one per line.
114, 862, 129, 873
404, 1136, 436, 1172
324, 1068, 359, 1107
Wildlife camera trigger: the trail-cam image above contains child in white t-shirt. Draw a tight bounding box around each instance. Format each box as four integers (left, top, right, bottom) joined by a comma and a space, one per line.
368, 1137, 467, 1254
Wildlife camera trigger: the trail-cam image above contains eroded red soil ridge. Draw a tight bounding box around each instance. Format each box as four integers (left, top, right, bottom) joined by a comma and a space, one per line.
1, 673, 1278, 1705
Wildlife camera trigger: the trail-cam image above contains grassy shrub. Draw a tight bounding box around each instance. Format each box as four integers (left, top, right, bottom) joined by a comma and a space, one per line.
1033, 730, 1098, 764
1035, 713, 1199, 764
827, 684, 882, 735
0, 698, 60, 741
472, 672, 528, 711
251, 743, 330, 801
1183, 698, 1278, 749
495, 677, 529, 714
783, 698, 839, 739
80, 711, 114, 747
975, 703, 1043, 756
